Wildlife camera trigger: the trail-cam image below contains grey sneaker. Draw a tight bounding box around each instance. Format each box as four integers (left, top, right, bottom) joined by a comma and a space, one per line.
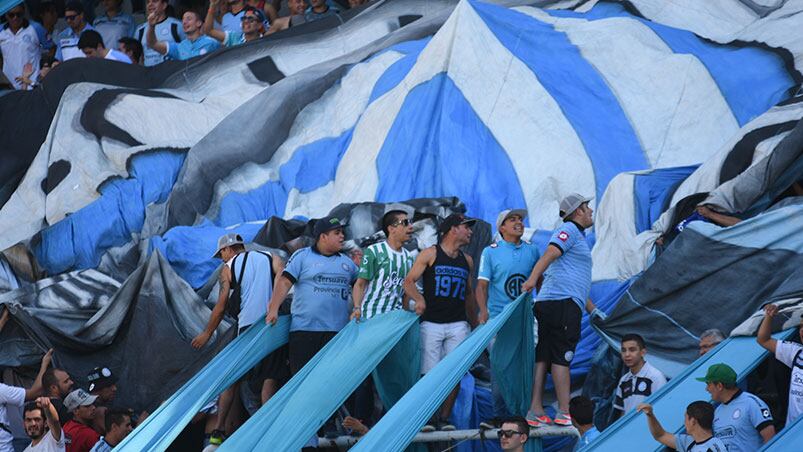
438, 419, 456, 431
420, 423, 436, 433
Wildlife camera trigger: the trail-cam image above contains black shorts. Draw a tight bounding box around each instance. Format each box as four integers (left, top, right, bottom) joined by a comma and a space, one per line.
534, 299, 581, 367
288, 331, 337, 375
237, 325, 291, 386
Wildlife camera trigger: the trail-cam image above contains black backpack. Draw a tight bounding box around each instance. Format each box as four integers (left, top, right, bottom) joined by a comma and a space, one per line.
227, 251, 274, 321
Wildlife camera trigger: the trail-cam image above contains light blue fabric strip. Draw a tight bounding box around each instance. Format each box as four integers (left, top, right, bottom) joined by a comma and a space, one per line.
219, 310, 419, 451
115, 317, 290, 451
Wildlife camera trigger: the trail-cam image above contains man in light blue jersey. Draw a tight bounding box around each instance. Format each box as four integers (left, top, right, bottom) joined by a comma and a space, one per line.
135, 0, 183, 66
639, 401, 726, 452
476, 208, 539, 417
55, 2, 94, 61
697, 363, 775, 451
221, 0, 247, 32
147, 10, 219, 62
305, 0, 339, 22
204, 2, 266, 48
193, 233, 284, 445
522, 193, 596, 428
93, 0, 136, 51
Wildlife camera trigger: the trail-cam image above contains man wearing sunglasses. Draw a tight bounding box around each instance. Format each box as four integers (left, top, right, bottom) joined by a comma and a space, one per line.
134, 0, 183, 66
55, 2, 94, 61
204, 2, 266, 47
0, 3, 41, 90
498, 416, 529, 452
221, 0, 247, 32
147, 10, 219, 61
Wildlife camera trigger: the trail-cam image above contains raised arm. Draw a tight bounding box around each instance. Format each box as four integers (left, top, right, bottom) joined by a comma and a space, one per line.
146, 13, 168, 55
637, 404, 676, 449
203, 0, 226, 42
191, 266, 231, 349
757, 304, 778, 354
38, 397, 62, 441
403, 247, 435, 316
25, 349, 53, 401
522, 245, 561, 292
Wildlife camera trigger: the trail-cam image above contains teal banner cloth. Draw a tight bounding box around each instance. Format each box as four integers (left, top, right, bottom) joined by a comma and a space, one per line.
116, 317, 290, 451
491, 297, 534, 416
219, 310, 420, 451
352, 293, 532, 452
373, 320, 420, 410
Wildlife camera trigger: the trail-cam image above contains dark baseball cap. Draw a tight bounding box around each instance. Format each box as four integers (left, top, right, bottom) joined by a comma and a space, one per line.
312, 215, 347, 239
438, 213, 476, 236
87, 367, 118, 392
695, 363, 737, 385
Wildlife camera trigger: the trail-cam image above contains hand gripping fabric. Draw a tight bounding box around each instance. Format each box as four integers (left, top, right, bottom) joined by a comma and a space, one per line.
115, 317, 290, 451
219, 310, 420, 451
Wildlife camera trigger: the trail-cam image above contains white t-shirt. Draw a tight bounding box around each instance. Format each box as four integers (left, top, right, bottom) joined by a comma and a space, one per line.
23, 429, 65, 452
614, 360, 667, 414
775, 340, 803, 425
104, 49, 132, 64
0, 25, 41, 90
0, 383, 26, 451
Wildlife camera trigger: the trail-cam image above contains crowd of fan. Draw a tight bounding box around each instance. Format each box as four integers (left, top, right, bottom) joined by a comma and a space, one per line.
0, 0, 368, 89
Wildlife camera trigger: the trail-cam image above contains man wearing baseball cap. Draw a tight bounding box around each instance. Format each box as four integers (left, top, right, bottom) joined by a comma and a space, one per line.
697, 363, 775, 450
195, 232, 284, 445
62, 389, 100, 452
476, 209, 540, 417
404, 212, 476, 431
522, 193, 595, 428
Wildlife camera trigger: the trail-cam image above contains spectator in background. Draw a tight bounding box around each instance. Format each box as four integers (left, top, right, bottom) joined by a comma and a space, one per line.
30, 1, 57, 58
699, 329, 725, 356
0, 340, 53, 452
86, 367, 118, 434
246, 0, 278, 22
88, 408, 132, 452
612, 334, 667, 420
266, 0, 306, 34
305, 0, 339, 22
697, 363, 775, 450
117, 37, 143, 64
497, 416, 529, 452
352, 206, 414, 321
348, 247, 363, 267
23, 397, 65, 452
221, 0, 247, 32
638, 401, 726, 452
569, 396, 600, 451
757, 304, 803, 426
135, 0, 184, 66
62, 389, 100, 452
0, 3, 41, 90
55, 2, 94, 61
78, 30, 132, 63
522, 194, 596, 428
404, 213, 476, 432
476, 209, 539, 417
42, 368, 75, 424
93, 0, 136, 51
348, 0, 367, 7
147, 10, 219, 61
204, 3, 266, 47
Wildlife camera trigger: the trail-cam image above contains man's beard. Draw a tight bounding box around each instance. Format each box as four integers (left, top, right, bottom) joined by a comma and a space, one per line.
26, 428, 44, 440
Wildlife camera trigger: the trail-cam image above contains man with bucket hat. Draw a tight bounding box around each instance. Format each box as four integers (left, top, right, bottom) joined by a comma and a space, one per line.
697, 363, 775, 450
522, 194, 595, 428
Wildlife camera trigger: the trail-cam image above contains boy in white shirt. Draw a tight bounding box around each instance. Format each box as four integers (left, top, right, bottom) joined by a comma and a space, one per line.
757, 303, 803, 426
613, 333, 667, 419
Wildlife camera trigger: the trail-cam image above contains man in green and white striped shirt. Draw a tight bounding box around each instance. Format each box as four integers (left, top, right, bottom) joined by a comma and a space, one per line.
352, 206, 415, 320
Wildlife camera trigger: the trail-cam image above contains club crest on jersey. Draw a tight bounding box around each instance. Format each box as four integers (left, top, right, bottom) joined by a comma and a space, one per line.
558, 231, 569, 242
490, 243, 498, 248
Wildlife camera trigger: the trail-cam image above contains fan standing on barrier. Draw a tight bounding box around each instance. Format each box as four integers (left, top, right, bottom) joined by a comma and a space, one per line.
522, 193, 595, 428
757, 303, 803, 427
476, 208, 539, 418
192, 233, 284, 446
404, 213, 476, 432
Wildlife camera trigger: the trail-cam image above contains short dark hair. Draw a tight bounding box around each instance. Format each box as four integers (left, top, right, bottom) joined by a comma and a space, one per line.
23, 401, 43, 418
78, 30, 104, 50
64, 1, 84, 14
381, 210, 406, 236
34, 1, 57, 21
569, 395, 595, 425
498, 416, 529, 436
184, 9, 204, 22
105, 408, 131, 433
42, 368, 60, 393
621, 333, 646, 349
686, 401, 715, 430
118, 37, 143, 63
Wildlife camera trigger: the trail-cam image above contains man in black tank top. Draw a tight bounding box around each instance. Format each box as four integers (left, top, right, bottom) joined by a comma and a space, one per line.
404, 213, 476, 432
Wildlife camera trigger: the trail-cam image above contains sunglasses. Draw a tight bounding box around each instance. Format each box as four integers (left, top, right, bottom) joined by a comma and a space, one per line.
391, 219, 412, 227
497, 429, 524, 439
240, 15, 259, 22
64, 14, 79, 21
6, 12, 23, 18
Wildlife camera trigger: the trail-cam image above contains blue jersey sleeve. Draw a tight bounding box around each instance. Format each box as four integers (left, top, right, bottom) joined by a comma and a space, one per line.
548, 224, 578, 254
165, 41, 180, 60
748, 395, 773, 429
477, 247, 493, 281
284, 248, 306, 281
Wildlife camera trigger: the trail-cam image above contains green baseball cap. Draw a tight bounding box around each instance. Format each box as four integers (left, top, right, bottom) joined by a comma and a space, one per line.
695, 363, 737, 385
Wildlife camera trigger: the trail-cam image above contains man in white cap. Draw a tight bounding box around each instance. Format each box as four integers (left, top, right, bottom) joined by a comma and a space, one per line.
62, 389, 99, 452
522, 194, 595, 428
192, 232, 284, 445
476, 209, 540, 417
